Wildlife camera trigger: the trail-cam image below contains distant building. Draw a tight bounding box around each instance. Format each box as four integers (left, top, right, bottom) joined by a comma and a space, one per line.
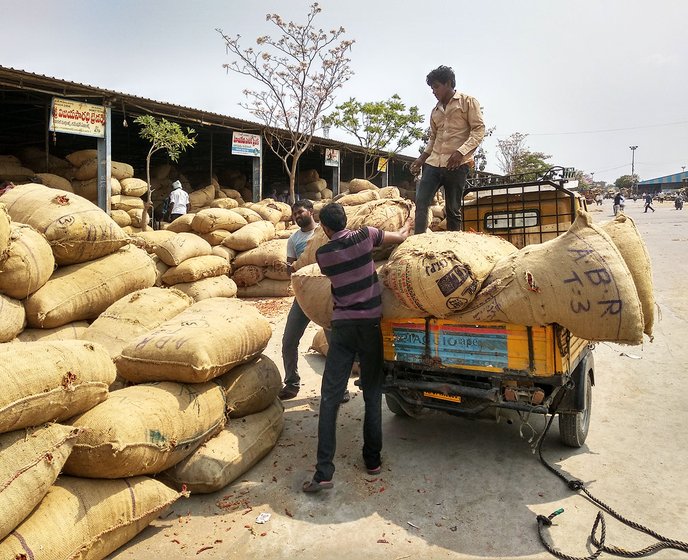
637, 171, 688, 195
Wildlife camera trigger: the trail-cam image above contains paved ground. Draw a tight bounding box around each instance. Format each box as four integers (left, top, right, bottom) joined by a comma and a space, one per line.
110, 199, 688, 559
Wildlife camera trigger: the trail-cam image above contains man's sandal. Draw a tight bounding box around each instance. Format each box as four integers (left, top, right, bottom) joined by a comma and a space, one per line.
302, 479, 334, 493
366, 465, 382, 475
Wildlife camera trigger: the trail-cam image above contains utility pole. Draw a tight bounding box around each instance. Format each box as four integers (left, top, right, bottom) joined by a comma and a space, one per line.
629, 145, 638, 195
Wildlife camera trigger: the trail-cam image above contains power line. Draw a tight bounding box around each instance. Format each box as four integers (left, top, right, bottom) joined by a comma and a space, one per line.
528, 119, 688, 137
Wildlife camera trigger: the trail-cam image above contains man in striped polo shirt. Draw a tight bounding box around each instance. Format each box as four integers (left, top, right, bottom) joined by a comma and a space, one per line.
302, 202, 411, 493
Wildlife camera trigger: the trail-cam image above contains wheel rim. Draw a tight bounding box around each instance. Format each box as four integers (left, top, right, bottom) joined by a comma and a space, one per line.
579, 373, 592, 434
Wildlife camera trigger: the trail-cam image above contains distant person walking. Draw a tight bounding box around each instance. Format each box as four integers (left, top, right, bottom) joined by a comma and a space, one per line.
166, 180, 189, 222
644, 193, 655, 213
409, 65, 485, 234
595, 193, 603, 206
613, 192, 624, 216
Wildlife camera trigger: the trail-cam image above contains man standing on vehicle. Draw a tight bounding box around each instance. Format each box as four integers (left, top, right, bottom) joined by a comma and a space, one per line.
410, 65, 485, 234
302, 202, 410, 492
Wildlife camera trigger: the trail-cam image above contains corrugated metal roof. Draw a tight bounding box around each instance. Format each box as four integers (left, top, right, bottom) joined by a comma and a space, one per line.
638, 171, 688, 185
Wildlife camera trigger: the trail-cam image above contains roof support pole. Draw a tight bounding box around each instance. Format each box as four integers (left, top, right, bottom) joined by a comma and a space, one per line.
209, 131, 214, 184
252, 152, 262, 203
97, 104, 112, 212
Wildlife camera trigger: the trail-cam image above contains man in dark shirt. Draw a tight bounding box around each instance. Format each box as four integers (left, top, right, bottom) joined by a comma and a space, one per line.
302, 202, 410, 492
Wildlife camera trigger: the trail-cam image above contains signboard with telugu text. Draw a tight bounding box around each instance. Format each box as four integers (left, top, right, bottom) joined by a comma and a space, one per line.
231, 132, 261, 157
49, 98, 106, 138
325, 148, 340, 167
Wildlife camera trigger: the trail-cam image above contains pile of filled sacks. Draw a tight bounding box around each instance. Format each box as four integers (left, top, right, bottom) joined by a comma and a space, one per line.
0, 183, 286, 557
292, 210, 655, 346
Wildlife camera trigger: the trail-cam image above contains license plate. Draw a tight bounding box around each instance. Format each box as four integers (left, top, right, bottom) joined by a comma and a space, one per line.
423, 391, 461, 403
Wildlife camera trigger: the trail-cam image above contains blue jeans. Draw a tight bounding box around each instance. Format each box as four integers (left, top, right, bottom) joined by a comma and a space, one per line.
281, 300, 311, 388
414, 163, 469, 233
314, 319, 383, 482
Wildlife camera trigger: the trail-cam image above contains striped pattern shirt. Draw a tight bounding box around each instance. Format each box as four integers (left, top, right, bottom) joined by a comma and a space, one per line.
316, 227, 385, 321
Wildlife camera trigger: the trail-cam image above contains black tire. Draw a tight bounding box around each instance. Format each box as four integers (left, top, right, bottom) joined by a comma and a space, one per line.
385, 393, 422, 418
559, 371, 592, 447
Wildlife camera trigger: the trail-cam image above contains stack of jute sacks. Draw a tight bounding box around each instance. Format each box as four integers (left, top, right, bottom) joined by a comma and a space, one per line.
297, 168, 333, 201
0, 184, 286, 556
293, 210, 654, 346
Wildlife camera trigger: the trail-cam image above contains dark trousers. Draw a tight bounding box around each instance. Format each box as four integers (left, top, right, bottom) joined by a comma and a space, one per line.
314, 319, 383, 482
281, 300, 311, 388
414, 163, 469, 233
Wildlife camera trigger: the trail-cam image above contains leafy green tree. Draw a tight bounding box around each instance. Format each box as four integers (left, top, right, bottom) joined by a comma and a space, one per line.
217, 3, 353, 202
135, 115, 196, 231
323, 95, 424, 179
473, 126, 495, 172
614, 174, 640, 191
496, 132, 551, 176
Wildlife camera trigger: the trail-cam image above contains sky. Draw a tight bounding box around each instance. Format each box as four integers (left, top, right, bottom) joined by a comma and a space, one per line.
2, 0, 687, 184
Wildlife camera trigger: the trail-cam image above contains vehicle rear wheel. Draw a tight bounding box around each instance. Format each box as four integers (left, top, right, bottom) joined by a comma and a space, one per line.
385, 393, 423, 418
558, 370, 592, 447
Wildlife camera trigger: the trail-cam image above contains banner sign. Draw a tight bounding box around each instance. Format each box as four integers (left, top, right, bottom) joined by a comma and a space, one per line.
231, 132, 261, 157
377, 157, 388, 172
325, 148, 340, 167
49, 97, 106, 138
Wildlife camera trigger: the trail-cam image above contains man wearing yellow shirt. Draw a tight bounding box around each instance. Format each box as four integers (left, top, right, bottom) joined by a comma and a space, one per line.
410, 65, 485, 234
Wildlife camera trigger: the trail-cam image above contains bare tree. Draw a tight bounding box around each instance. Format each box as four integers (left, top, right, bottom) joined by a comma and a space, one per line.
496, 132, 528, 175
217, 3, 354, 202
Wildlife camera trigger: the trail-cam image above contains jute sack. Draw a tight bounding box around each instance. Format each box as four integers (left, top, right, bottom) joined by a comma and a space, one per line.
276, 228, 297, 240
0, 340, 116, 434
248, 203, 282, 224
233, 238, 288, 268
231, 206, 263, 223
24, 245, 156, 328
0, 223, 55, 299
111, 194, 144, 211
322, 188, 333, 199
120, 177, 148, 197
210, 197, 239, 209
166, 213, 195, 232
0, 293, 25, 343
223, 220, 275, 251
14, 321, 90, 342
0, 202, 10, 257
212, 245, 237, 268
174, 275, 238, 302
0, 183, 129, 265
347, 198, 413, 231
122, 225, 142, 235
192, 208, 247, 234
110, 208, 132, 227
74, 159, 134, 181
0, 164, 35, 182
36, 172, 72, 191
348, 178, 377, 193
338, 189, 380, 206
189, 184, 216, 208
220, 188, 243, 200
0, 424, 81, 541
298, 169, 319, 185
381, 231, 517, 317
601, 214, 655, 338
453, 211, 645, 344
0, 476, 183, 559
265, 260, 290, 281
161, 255, 230, 285
301, 191, 322, 201
232, 264, 265, 287
65, 149, 97, 167
64, 381, 226, 478
81, 287, 193, 359
381, 284, 429, 320
155, 231, 211, 266
215, 355, 282, 418
309, 328, 329, 356
116, 297, 272, 383
151, 254, 168, 286
162, 399, 284, 494
292, 263, 333, 328
0, 155, 21, 166
130, 229, 177, 254
236, 278, 293, 298
127, 208, 150, 228
379, 186, 401, 199
198, 229, 232, 246
71, 178, 100, 200
302, 178, 327, 193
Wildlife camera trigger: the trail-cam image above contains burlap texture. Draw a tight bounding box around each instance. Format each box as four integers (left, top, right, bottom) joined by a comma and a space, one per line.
0, 476, 181, 559
223, 220, 275, 251
348, 178, 377, 193
65, 149, 97, 167
215, 355, 282, 418
64, 381, 226, 478
130, 229, 177, 254
154, 231, 212, 266
24, 245, 156, 328
166, 213, 195, 232
161, 255, 230, 285
264, 261, 290, 281
378, 186, 401, 199
233, 238, 288, 268
162, 399, 284, 494
291, 263, 333, 328
111, 194, 145, 212
347, 198, 413, 231
0, 340, 116, 434
14, 321, 90, 342
337, 189, 381, 205
210, 197, 239, 209
110, 209, 132, 227
74, 159, 134, 181
248, 203, 281, 224
173, 275, 237, 302
231, 206, 262, 223
601, 214, 655, 338
197, 229, 231, 246
0, 293, 25, 342
191, 208, 247, 234
232, 264, 265, 287
381, 231, 517, 317
236, 278, 293, 298
0, 202, 10, 258
0, 424, 81, 541
0, 223, 55, 299
36, 172, 72, 191
0, 183, 129, 265
211, 245, 237, 268
115, 297, 272, 383
189, 184, 215, 207
452, 211, 645, 344
309, 328, 329, 356
120, 177, 148, 197
82, 287, 193, 359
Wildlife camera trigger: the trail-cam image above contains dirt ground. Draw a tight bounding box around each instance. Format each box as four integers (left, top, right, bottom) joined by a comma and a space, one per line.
110, 199, 688, 559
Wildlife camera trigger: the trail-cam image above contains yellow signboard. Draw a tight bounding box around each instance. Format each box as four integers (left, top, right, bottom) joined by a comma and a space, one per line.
49, 97, 106, 138
377, 157, 388, 172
